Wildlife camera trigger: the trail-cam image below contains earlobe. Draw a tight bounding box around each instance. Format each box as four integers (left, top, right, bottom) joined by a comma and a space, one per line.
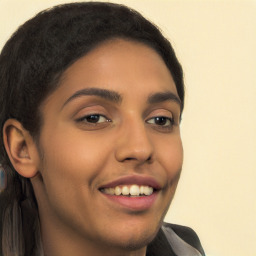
3, 119, 40, 178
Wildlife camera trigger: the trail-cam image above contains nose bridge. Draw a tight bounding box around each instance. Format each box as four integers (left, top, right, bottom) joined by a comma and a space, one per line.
115, 115, 154, 163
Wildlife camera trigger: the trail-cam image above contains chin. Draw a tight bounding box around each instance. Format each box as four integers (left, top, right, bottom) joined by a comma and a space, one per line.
106, 232, 156, 253
100, 218, 161, 252
119, 237, 154, 252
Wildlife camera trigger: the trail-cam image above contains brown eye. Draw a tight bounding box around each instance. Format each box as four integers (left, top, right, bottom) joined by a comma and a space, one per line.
86, 115, 102, 123
77, 114, 110, 123
147, 116, 174, 127
154, 117, 168, 126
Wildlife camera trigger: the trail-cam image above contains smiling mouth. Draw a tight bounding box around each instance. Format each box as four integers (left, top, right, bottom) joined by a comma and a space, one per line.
99, 175, 161, 210
100, 184, 154, 197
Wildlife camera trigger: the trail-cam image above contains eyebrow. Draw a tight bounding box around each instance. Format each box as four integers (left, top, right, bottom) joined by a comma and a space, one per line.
62, 87, 181, 109
147, 91, 181, 107
62, 87, 122, 108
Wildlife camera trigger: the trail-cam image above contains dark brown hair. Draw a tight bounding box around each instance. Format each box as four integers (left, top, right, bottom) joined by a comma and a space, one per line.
0, 2, 184, 255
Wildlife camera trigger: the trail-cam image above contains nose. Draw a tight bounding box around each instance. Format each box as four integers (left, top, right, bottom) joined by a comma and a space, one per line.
114, 119, 154, 165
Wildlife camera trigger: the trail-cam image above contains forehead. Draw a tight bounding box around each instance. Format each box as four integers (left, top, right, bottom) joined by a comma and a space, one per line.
42, 39, 178, 109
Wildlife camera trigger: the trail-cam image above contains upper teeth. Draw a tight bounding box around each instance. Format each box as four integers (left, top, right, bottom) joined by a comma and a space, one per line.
102, 185, 154, 196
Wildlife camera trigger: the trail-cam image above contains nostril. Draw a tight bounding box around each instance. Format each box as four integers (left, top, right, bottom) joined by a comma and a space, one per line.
124, 155, 152, 163
126, 157, 135, 161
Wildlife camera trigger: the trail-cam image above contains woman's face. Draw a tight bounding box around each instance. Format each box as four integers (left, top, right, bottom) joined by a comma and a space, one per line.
33, 39, 183, 253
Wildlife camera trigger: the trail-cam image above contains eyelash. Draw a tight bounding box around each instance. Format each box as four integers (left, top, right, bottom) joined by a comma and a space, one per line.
76, 114, 111, 124
146, 116, 175, 131
76, 114, 175, 132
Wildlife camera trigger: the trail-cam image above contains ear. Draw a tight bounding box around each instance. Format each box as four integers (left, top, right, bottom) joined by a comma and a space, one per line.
3, 119, 40, 178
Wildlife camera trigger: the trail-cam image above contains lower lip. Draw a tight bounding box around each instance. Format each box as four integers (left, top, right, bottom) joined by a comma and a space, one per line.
101, 191, 158, 211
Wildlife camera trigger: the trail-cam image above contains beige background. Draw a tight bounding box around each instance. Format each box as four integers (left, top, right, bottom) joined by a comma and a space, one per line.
0, 0, 255, 255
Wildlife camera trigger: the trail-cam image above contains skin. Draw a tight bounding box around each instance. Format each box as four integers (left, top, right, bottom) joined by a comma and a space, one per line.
4, 39, 183, 256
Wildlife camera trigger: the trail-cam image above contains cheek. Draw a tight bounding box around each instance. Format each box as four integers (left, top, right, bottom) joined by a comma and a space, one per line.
156, 135, 183, 177
38, 128, 112, 192
37, 130, 114, 226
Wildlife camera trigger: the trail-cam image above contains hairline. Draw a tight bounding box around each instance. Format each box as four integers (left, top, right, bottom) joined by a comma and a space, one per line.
34, 36, 183, 143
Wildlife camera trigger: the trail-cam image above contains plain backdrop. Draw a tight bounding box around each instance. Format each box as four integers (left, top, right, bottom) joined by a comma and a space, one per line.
0, 0, 255, 255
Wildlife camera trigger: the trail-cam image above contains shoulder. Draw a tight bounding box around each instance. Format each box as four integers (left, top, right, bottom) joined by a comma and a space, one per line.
162, 222, 205, 255
146, 222, 205, 256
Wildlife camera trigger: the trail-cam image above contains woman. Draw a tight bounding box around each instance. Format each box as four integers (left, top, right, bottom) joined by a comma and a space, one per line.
0, 2, 205, 256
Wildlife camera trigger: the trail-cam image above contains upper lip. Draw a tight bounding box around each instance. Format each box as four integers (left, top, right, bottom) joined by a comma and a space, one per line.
99, 175, 161, 190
